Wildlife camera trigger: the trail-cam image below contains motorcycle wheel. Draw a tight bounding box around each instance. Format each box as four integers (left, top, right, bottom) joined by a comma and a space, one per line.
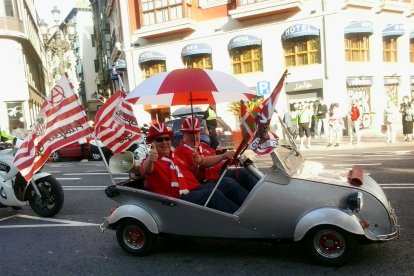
116, 218, 155, 256
27, 175, 64, 217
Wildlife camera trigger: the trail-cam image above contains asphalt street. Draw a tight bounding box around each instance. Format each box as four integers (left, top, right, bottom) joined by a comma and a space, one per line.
0, 141, 413, 275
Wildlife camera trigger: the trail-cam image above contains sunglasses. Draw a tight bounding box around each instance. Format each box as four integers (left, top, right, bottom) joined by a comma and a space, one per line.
154, 136, 171, 142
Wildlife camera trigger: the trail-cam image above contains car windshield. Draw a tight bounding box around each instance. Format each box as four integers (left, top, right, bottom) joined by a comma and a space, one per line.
270, 118, 305, 176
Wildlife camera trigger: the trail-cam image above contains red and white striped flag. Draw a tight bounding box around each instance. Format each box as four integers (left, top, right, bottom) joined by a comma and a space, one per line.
13, 73, 91, 181
249, 69, 288, 155
93, 88, 141, 154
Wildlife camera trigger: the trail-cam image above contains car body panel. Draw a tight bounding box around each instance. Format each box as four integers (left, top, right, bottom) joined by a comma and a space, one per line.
102, 145, 398, 243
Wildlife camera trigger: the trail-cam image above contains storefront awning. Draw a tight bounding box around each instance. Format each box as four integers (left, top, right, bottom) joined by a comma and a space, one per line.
384, 78, 400, 85
346, 79, 372, 87
138, 51, 166, 64
228, 35, 261, 50
383, 24, 404, 37
344, 21, 373, 35
281, 24, 319, 41
181, 43, 212, 57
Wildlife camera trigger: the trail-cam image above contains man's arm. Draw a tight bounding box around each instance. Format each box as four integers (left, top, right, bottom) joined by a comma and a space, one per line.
200, 150, 234, 169
142, 147, 157, 174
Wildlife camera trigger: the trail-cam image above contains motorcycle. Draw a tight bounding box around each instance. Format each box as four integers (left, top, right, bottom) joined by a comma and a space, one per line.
0, 141, 64, 217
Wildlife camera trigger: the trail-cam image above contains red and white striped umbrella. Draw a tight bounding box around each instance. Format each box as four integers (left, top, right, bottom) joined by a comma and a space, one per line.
125, 68, 255, 106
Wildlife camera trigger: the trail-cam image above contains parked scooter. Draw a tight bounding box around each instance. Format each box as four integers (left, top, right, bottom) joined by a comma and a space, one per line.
0, 141, 64, 217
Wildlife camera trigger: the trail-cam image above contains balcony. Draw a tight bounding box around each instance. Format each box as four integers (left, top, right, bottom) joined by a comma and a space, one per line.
133, 18, 197, 39
342, 0, 376, 9
229, 0, 303, 21
375, 0, 412, 14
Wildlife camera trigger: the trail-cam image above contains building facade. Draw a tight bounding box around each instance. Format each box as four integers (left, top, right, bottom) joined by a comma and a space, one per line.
101, 0, 414, 130
0, 0, 47, 133
63, 1, 97, 120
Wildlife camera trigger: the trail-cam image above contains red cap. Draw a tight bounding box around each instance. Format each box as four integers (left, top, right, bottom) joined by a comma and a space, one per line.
146, 123, 173, 143
180, 117, 203, 133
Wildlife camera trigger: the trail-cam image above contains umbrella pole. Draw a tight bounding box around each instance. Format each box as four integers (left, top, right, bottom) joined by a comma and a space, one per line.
190, 91, 195, 145
204, 166, 228, 207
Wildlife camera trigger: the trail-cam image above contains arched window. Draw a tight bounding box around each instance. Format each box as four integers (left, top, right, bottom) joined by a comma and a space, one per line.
382, 24, 404, 63
282, 24, 320, 67
228, 35, 263, 74
138, 51, 166, 78
181, 43, 212, 69
344, 21, 373, 62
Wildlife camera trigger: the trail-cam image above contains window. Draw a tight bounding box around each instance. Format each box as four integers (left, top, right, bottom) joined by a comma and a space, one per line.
184, 55, 212, 69
0, 0, 15, 17
142, 61, 166, 79
91, 34, 96, 47
383, 37, 398, 62
230, 46, 263, 74
141, 0, 190, 26
344, 35, 370, 62
410, 39, 414, 63
284, 37, 320, 67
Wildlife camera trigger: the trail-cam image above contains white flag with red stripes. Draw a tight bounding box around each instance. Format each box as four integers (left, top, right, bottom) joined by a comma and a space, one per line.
13, 73, 91, 181
93, 88, 141, 154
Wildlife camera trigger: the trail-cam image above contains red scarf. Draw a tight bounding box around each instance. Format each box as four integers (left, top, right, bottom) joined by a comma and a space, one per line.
161, 156, 189, 195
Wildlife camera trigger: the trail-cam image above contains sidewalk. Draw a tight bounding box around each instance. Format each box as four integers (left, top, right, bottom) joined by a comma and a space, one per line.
292, 127, 414, 152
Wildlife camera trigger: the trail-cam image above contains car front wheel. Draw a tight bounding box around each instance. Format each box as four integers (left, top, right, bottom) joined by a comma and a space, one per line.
305, 225, 358, 267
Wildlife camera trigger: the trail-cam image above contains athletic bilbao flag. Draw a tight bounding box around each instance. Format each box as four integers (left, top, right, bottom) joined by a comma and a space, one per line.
93, 88, 141, 154
13, 73, 91, 181
239, 100, 256, 144
250, 69, 288, 155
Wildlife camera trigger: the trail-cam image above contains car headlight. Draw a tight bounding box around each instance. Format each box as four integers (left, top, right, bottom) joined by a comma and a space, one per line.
347, 192, 363, 212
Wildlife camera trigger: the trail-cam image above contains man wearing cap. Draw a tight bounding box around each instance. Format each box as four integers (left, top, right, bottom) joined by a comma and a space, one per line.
203, 105, 219, 149
140, 122, 242, 213
349, 99, 361, 144
174, 117, 257, 192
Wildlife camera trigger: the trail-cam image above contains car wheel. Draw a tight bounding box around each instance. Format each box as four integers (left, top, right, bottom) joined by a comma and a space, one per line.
50, 151, 62, 162
116, 218, 156, 256
305, 226, 358, 267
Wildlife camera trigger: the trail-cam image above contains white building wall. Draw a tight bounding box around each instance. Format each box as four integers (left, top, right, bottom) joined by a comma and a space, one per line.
76, 9, 97, 101
123, 0, 414, 130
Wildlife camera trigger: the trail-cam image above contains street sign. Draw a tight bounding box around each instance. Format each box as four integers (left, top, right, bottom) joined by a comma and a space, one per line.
257, 81, 270, 96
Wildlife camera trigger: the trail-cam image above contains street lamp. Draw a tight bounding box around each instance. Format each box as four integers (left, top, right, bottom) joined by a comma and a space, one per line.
39, 6, 76, 76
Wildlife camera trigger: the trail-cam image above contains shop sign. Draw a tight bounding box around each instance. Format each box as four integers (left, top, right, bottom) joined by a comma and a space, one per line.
285, 79, 323, 92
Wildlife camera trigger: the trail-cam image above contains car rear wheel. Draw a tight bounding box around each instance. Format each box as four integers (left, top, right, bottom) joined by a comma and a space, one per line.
305, 226, 357, 267
50, 151, 62, 162
116, 218, 155, 256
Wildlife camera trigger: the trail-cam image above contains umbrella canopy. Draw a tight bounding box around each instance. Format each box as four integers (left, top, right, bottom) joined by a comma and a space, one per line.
125, 68, 254, 106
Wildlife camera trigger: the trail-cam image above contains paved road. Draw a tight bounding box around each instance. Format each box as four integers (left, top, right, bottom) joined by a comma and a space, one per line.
0, 144, 413, 275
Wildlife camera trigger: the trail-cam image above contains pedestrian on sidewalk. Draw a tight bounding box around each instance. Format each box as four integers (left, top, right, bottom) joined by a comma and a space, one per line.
297, 102, 313, 149
327, 103, 344, 147
383, 100, 398, 143
399, 96, 413, 142
348, 99, 361, 144
283, 104, 298, 140
315, 98, 328, 138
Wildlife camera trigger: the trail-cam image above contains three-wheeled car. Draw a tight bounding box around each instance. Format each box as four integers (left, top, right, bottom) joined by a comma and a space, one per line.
100, 127, 399, 266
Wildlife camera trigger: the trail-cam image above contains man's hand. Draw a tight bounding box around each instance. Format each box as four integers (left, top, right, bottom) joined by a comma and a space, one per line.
221, 150, 235, 161
148, 146, 158, 162
192, 151, 203, 169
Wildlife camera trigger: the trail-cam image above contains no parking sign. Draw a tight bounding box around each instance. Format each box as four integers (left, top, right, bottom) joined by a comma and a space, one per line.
257, 81, 270, 96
